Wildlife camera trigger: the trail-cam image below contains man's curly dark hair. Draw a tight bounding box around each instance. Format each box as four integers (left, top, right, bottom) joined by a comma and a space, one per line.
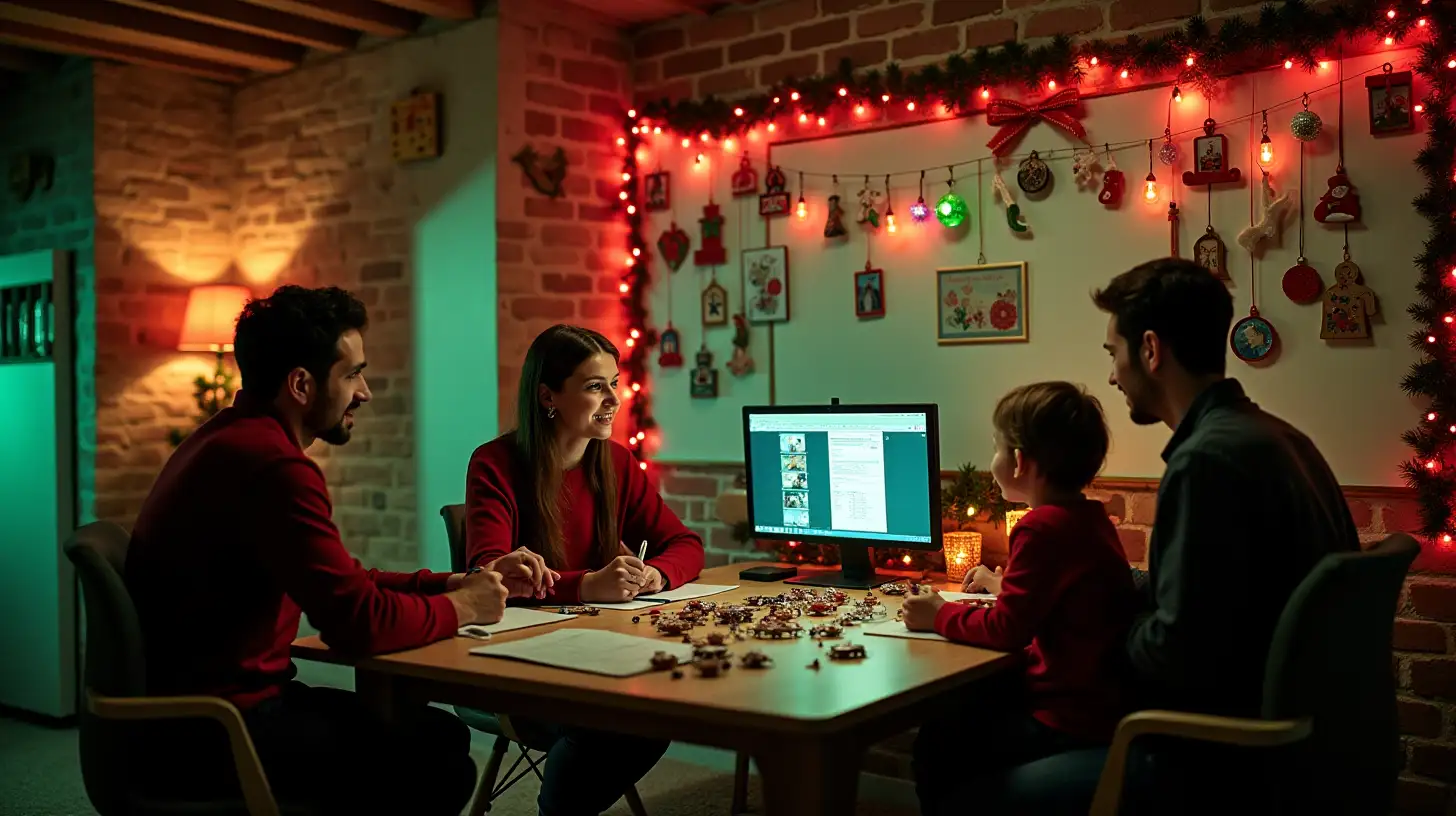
233, 285, 368, 398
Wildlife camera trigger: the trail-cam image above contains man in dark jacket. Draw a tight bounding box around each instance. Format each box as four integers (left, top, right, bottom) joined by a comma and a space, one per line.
1092, 258, 1359, 810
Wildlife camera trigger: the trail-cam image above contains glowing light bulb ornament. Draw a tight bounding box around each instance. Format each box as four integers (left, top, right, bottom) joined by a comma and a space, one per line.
1257, 110, 1275, 168
935, 166, 968, 228
1290, 92, 1322, 142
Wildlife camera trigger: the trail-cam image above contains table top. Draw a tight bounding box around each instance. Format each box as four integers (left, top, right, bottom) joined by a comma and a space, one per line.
292, 562, 1014, 735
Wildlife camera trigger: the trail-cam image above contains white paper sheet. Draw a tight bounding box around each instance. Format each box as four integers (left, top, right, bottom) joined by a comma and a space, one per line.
635, 583, 739, 603
940, 591, 997, 602
860, 620, 952, 641
469, 629, 696, 677
580, 599, 666, 611
457, 606, 576, 639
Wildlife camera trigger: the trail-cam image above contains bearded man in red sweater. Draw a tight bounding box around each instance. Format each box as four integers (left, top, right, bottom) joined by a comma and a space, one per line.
126, 285, 546, 815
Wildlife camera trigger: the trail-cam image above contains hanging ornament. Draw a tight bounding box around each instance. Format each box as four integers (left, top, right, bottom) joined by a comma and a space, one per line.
992, 170, 1028, 233
910, 170, 931, 222
644, 171, 671, 211
1231, 305, 1278, 364
795, 171, 808, 220
936, 166, 968, 228
1290, 93, 1322, 142
1169, 202, 1181, 257
985, 87, 1087, 157
1194, 226, 1229, 281
759, 165, 790, 217
883, 174, 897, 233
1256, 110, 1275, 168
1365, 63, 1415, 136
1236, 171, 1292, 254
658, 323, 684, 368
1283, 141, 1323, 304
727, 313, 754, 376
1016, 151, 1052, 198
1314, 168, 1360, 224
1098, 146, 1124, 208
1072, 148, 1100, 188
855, 261, 885, 319
701, 277, 728, 327
857, 174, 882, 228
824, 198, 847, 238
1158, 127, 1178, 166
731, 154, 759, 197
1142, 139, 1161, 207
656, 222, 690, 271
1320, 257, 1377, 340
1182, 118, 1241, 186
689, 346, 719, 398
694, 202, 727, 266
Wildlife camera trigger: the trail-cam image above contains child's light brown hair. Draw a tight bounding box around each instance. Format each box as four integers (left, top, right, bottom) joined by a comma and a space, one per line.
992, 381, 1110, 492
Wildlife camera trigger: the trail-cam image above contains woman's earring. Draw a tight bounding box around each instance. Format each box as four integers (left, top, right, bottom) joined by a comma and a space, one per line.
546, 406, 557, 419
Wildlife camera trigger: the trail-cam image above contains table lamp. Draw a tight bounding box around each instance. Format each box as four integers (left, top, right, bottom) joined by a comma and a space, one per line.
171, 284, 250, 444
942, 531, 982, 583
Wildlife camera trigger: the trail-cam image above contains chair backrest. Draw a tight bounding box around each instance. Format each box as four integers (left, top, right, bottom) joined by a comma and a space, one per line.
1261, 532, 1418, 812
63, 520, 146, 815
441, 504, 467, 573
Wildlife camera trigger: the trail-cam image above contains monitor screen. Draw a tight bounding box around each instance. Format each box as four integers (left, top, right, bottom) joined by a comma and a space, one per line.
742, 405, 940, 549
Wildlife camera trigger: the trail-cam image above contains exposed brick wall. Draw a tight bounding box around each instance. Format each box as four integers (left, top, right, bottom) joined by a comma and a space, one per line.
656, 461, 1456, 811
494, 0, 630, 431
91, 62, 233, 527
633, 0, 1276, 106
0, 59, 98, 524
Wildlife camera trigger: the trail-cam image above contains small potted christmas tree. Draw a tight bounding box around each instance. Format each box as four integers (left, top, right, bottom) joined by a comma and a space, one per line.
940, 463, 1024, 576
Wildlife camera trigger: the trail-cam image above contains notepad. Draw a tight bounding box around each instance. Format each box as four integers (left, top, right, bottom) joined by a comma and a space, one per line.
457, 606, 576, 639
635, 583, 738, 603
469, 629, 695, 677
581, 599, 666, 611
941, 591, 997, 602
861, 620, 952, 642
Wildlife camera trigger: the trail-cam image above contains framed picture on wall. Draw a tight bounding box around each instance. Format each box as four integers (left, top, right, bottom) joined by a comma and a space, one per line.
854, 265, 884, 319
1366, 70, 1415, 136
744, 245, 790, 323
645, 172, 670, 211
936, 262, 1028, 344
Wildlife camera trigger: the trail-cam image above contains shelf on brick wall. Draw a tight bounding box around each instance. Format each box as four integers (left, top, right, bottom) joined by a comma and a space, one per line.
0, 282, 55, 363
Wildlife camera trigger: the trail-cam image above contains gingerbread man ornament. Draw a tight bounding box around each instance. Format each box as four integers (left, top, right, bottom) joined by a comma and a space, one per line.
1320, 260, 1377, 340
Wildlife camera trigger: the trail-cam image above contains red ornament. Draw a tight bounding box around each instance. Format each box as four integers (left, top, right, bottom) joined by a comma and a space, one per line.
1098, 169, 1124, 208
731, 155, 759, 196
984, 87, 1087, 157
1313, 169, 1360, 224
658, 324, 684, 368
1282, 260, 1322, 304
694, 203, 726, 267
759, 166, 789, 217
656, 223, 690, 271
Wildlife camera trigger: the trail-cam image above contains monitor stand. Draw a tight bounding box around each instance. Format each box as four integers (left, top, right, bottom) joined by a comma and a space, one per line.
784, 543, 896, 589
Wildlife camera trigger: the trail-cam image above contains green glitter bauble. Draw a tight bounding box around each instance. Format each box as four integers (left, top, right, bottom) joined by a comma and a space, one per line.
935, 191, 968, 228
1290, 110, 1322, 142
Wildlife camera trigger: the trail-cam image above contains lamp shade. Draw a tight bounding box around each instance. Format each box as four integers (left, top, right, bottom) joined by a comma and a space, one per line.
178, 285, 250, 352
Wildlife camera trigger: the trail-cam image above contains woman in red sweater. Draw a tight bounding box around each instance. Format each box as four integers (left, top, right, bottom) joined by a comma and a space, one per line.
465, 324, 705, 815
902, 382, 1138, 815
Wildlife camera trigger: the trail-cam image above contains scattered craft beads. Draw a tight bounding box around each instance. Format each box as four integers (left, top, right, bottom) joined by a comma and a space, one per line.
650, 651, 679, 671
741, 650, 772, 668
828, 642, 867, 660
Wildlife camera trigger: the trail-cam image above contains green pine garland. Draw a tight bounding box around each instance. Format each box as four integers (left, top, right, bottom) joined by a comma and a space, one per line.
624, 0, 1455, 546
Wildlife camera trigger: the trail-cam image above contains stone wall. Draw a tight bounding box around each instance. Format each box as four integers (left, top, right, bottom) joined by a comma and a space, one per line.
494, 0, 631, 430
0, 59, 97, 524
633, 0, 1272, 106
91, 62, 233, 527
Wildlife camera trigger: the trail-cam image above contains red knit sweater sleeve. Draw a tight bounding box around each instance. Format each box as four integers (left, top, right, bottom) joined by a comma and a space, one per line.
617, 445, 704, 590
252, 459, 458, 654
933, 516, 1066, 650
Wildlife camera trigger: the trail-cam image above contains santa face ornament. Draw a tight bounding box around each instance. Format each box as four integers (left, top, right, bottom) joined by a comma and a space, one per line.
1314, 169, 1361, 224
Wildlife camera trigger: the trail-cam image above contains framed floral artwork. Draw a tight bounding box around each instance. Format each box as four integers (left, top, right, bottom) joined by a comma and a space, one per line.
936, 262, 1028, 344
743, 245, 789, 324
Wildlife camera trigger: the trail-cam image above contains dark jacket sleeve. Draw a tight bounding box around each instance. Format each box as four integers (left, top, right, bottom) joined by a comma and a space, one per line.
1127, 451, 1248, 693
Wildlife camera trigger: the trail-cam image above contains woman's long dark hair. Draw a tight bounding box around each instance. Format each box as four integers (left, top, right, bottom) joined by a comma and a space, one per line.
514, 325, 621, 571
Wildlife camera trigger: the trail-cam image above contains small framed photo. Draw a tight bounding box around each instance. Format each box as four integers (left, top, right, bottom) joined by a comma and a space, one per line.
743, 245, 790, 324
1366, 70, 1415, 136
936, 262, 1028, 344
645, 171, 670, 211
854, 266, 884, 319
1193, 133, 1227, 174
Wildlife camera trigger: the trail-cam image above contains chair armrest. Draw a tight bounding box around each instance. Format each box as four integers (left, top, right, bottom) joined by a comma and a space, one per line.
89, 692, 281, 816
1089, 710, 1311, 816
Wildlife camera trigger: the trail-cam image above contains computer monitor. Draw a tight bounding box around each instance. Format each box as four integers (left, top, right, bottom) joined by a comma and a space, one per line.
741, 402, 941, 589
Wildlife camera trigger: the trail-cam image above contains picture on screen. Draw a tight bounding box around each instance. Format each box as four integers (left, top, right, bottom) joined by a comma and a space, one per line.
781, 472, 807, 490
781, 454, 805, 471
783, 491, 807, 509
783, 509, 809, 527
779, 433, 806, 453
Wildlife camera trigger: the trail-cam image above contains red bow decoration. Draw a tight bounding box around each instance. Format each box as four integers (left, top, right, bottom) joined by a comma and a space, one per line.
985, 88, 1087, 156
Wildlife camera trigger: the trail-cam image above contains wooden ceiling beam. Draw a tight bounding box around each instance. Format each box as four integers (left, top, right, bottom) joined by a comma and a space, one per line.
113, 0, 360, 52
239, 0, 421, 38
0, 0, 303, 72
370, 0, 474, 19
0, 20, 250, 82
0, 41, 62, 72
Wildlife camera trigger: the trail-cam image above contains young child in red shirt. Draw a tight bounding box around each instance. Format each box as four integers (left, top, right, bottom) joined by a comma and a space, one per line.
903, 381, 1137, 815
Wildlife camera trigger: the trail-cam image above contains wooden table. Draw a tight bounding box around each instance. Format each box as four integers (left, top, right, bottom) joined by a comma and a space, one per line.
292, 562, 1014, 815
